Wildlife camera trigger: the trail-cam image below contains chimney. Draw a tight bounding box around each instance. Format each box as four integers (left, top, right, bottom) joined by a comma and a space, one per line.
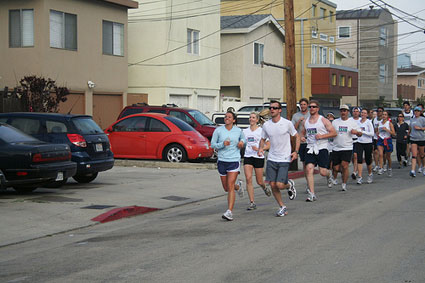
369, 5, 374, 10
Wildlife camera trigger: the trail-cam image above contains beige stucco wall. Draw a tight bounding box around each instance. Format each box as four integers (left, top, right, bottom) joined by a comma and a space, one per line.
398, 74, 425, 100
128, 0, 220, 112
0, 0, 130, 120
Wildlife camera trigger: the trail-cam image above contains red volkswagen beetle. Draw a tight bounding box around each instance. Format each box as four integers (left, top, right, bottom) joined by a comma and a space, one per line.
105, 113, 213, 162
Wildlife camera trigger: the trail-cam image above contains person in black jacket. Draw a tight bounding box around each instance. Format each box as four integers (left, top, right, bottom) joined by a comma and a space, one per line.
395, 113, 409, 168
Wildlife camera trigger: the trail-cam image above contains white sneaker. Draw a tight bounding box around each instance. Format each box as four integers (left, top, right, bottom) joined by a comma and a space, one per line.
276, 206, 288, 217
222, 209, 233, 221
341, 183, 347, 191
388, 168, 392, 177
373, 166, 379, 173
236, 179, 244, 198
357, 177, 363, 185
327, 175, 333, 188
367, 174, 373, 184
351, 172, 357, 180
332, 178, 338, 185
263, 184, 272, 197
305, 185, 310, 194
287, 179, 296, 200
377, 168, 384, 175
383, 166, 387, 172
306, 192, 317, 202
418, 167, 423, 173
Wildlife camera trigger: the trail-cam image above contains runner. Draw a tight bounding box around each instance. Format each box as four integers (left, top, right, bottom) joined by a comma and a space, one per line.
416, 104, 425, 172
402, 101, 414, 165
291, 98, 309, 193
211, 111, 246, 221
409, 106, 425, 177
326, 113, 338, 186
243, 112, 271, 210
301, 100, 336, 201
350, 107, 361, 180
331, 105, 362, 191
356, 108, 375, 184
372, 107, 384, 172
258, 100, 300, 217
376, 110, 396, 177
395, 113, 409, 168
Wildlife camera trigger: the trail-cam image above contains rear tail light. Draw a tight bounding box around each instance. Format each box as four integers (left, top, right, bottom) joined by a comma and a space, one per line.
16, 172, 28, 176
187, 137, 197, 144
32, 153, 71, 163
67, 134, 87, 147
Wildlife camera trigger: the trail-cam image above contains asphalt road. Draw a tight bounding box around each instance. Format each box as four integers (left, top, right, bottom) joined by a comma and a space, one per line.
1, 163, 425, 282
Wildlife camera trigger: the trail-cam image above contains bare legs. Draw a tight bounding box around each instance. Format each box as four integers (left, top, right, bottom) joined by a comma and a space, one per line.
220, 171, 239, 211
244, 165, 265, 203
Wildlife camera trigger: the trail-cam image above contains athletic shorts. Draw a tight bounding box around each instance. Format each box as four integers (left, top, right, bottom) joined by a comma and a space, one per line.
331, 150, 353, 166
217, 161, 240, 176
265, 160, 289, 184
411, 140, 425, 147
407, 136, 411, 144
372, 139, 378, 151
377, 137, 393, 153
299, 143, 307, 162
243, 157, 265, 168
353, 142, 359, 154
356, 143, 373, 165
305, 148, 329, 169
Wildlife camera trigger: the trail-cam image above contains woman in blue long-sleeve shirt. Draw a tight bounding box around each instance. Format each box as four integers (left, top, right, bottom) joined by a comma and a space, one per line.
211, 111, 246, 221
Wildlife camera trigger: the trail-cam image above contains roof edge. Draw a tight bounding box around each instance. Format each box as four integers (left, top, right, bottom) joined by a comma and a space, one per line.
221, 15, 285, 38
102, 0, 139, 9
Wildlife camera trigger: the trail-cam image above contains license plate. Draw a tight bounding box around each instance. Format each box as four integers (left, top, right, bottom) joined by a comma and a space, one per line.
55, 172, 64, 181
95, 143, 103, 152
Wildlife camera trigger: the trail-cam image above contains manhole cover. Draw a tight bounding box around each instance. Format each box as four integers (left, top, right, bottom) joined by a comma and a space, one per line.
82, 205, 116, 210
161, 196, 190, 201
31, 196, 83, 203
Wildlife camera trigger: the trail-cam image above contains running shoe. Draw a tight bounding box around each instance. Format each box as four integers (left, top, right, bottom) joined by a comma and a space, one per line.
418, 167, 423, 174
276, 206, 288, 217
263, 184, 272, 197
332, 178, 338, 185
351, 172, 357, 180
388, 168, 392, 177
222, 209, 233, 221
367, 174, 373, 184
236, 179, 244, 198
287, 179, 296, 200
403, 159, 407, 167
377, 168, 384, 175
408, 159, 412, 166
247, 202, 257, 210
327, 175, 333, 188
305, 185, 310, 194
410, 170, 416, 177
373, 166, 379, 173
383, 166, 387, 172
341, 183, 347, 191
306, 192, 317, 202
357, 177, 363, 185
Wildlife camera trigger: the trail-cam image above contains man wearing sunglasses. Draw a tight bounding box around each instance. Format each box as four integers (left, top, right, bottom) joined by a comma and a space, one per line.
259, 100, 300, 217
301, 100, 336, 202
331, 104, 362, 191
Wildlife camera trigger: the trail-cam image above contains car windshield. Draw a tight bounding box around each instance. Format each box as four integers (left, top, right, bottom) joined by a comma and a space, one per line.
187, 110, 215, 125
0, 124, 40, 143
72, 117, 104, 134
165, 116, 195, 132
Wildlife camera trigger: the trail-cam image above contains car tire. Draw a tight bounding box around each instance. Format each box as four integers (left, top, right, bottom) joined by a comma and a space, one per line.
73, 173, 98, 183
13, 186, 38, 193
164, 144, 187, 163
43, 178, 68, 188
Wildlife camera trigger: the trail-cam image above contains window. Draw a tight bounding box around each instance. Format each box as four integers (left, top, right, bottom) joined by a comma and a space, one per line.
169, 111, 195, 127
253, 42, 264, 65
148, 118, 170, 132
165, 116, 195, 131
312, 5, 316, 17
332, 74, 337, 86
320, 33, 328, 41
379, 27, 387, 46
319, 46, 327, 64
329, 36, 335, 43
339, 75, 346, 87
46, 120, 68, 134
338, 26, 350, 38
9, 9, 34, 47
330, 11, 334, 22
103, 20, 124, 56
379, 64, 387, 83
418, 79, 422, 88
320, 8, 326, 19
312, 27, 318, 38
311, 45, 317, 64
50, 10, 77, 50
72, 117, 103, 134
329, 48, 334, 64
113, 117, 145, 132
187, 29, 200, 55
348, 76, 352, 88
10, 118, 41, 135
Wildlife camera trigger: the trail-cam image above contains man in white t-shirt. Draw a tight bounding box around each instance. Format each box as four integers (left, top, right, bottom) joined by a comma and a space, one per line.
331, 105, 362, 191
259, 100, 300, 217
403, 101, 414, 164
350, 107, 361, 180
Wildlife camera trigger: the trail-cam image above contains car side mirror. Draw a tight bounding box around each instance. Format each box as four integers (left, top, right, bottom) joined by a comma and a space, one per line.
105, 126, 113, 133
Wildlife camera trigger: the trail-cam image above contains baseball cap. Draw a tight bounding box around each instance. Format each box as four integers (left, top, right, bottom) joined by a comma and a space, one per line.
413, 106, 422, 111
327, 112, 335, 117
339, 104, 350, 110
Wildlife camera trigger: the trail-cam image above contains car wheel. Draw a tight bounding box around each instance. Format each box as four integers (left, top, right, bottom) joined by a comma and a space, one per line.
43, 178, 68, 188
13, 186, 38, 193
73, 173, 98, 183
164, 144, 187, 163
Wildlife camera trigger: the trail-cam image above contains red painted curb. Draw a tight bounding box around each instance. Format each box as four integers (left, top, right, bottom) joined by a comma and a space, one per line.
288, 169, 319, 179
91, 206, 159, 223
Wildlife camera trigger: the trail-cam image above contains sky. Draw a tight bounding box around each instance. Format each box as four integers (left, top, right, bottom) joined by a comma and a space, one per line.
334, 0, 425, 67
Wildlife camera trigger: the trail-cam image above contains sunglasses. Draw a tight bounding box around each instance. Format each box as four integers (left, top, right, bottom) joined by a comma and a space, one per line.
378, 110, 383, 112
309, 105, 318, 109
269, 106, 281, 110
398, 116, 404, 118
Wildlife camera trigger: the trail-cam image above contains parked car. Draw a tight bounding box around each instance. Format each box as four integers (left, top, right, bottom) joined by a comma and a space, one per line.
106, 113, 213, 162
117, 104, 216, 141
0, 123, 77, 193
0, 113, 114, 184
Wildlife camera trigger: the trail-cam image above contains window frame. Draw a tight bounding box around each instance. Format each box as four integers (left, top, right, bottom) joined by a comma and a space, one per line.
329, 11, 334, 22
320, 8, 326, 19
379, 63, 388, 83
102, 20, 124, 56
379, 27, 387, 46
311, 44, 318, 64
339, 75, 346, 87
319, 46, 327, 64
332, 74, 337, 86
338, 26, 351, 39
9, 9, 34, 48
187, 28, 200, 55
49, 9, 77, 51
312, 4, 317, 17
329, 48, 334, 64
253, 42, 264, 65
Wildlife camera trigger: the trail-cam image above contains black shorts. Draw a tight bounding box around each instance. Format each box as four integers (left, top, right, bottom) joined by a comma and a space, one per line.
305, 148, 329, 169
356, 143, 373, 165
332, 150, 352, 166
299, 143, 307, 162
243, 157, 265, 168
353, 142, 359, 154
411, 140, 425, 147
407, 136, 411, 144
372, 139, 378, 151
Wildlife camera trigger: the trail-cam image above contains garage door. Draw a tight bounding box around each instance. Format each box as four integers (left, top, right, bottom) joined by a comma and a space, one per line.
93, 93, 122, 129
197, 96, 215, 114
169, 95, 189, 107
58, 93, 85, 115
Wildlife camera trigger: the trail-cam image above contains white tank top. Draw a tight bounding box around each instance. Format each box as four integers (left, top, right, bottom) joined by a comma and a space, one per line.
378, 120, 391, 139
305, 115, 328, 150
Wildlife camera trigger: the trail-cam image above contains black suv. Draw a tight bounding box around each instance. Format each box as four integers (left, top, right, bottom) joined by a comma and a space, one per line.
0, 113, 114, 184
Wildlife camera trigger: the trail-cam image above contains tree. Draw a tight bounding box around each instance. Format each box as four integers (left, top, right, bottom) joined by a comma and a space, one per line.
396, 96, 404, 108
19, 76, 69, 112
416, 95, 425, 106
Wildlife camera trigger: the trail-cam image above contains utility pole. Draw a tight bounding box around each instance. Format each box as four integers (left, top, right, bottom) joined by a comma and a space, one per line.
284, 0, 297, 121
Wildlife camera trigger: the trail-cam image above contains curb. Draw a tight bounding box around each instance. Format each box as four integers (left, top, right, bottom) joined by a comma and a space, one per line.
114, 159, 217, 170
